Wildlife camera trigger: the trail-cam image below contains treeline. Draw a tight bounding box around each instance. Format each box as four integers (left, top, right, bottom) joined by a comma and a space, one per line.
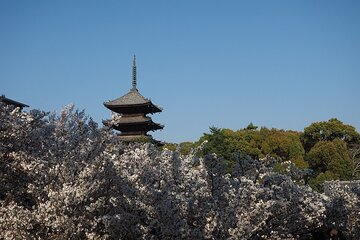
165, 119, 360, 191
2, 103, 360, 238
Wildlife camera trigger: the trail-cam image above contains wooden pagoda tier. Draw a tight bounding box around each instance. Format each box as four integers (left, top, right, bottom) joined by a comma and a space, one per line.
103, 55, 164, 139
1, 94, 29, 110
103, 114, 164, 135
103, 88, 162, 114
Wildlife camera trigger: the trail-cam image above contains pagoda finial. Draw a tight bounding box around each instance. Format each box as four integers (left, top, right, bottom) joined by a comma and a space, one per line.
132, 55, 137, 90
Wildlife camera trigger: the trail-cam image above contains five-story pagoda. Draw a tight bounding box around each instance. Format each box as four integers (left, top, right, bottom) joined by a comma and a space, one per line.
103, 56, 164, 141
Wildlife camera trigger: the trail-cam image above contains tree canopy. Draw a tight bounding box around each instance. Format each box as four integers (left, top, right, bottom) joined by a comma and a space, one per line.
301, 118, 360, 152
183, 119, 360, 191
195, 125, 307, 170
1, 104, 360, 238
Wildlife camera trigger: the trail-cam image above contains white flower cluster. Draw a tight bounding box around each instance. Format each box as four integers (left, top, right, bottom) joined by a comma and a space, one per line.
323, 180, 360, 237
0, 103, 358, 239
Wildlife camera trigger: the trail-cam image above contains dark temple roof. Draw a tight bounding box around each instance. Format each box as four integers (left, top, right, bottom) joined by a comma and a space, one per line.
103, 89, 162, 114
103, 116, 164, 130
113, 115, 152, 124
0, 95, 29, 109
104, 89, 149, 106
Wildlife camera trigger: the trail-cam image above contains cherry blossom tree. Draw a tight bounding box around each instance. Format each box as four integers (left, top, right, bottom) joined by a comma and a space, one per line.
0, 103, 358, 239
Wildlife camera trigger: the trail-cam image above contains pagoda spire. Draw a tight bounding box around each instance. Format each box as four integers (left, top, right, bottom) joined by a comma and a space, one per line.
103, 56, 164, 143
132, 55, 137, 91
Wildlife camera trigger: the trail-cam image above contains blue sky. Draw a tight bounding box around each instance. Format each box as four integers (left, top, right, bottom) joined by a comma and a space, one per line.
1, 1, 359, 143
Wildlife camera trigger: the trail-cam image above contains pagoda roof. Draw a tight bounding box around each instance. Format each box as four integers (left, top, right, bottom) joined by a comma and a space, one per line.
104, 89, 162, 114
104, 115, 164, 127
104, 89, 151, 106
103, 116, 164, 133
114, 115, 151, 124
0, 95, 29, 109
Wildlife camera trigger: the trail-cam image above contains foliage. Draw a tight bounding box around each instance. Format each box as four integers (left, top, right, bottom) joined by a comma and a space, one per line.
308, 171, 339, 192
178, 142, 194, 155
163, 142, 194, 156
199, 126, 231, 160
349, 143, 360, 179
307, 139, 354, 191
259, 128, 307, 167
2, 103, 359, 238
163, 142, 177, 151
301, 118, 360, 152
306, 139, 353, 177
245, 122, 258, 130
301, 119, 360, 191
197, 126, 307, 170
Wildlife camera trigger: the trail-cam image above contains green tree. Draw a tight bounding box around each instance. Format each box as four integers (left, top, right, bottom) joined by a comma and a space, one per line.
259, 128, 307, 168
224, 128, 262, 159
301, 118, 360, 152
308, 171, 338, 192
197, 126, 307, 168
163, 142, 177, 151
179, 142, 194, 155
306, 139, 353, 191
163, 142, 194, 156
245, 122, 258, 130
199, 126, 231, 159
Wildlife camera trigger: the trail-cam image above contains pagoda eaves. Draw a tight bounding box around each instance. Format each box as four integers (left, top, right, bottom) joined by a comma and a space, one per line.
103, 117, 164, 132
103, 55, 163, 140
1, 95, 29, 109
104, 89, 162, 114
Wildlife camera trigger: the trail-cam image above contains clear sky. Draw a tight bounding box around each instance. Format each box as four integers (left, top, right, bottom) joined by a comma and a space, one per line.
1, 1, 359, 143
